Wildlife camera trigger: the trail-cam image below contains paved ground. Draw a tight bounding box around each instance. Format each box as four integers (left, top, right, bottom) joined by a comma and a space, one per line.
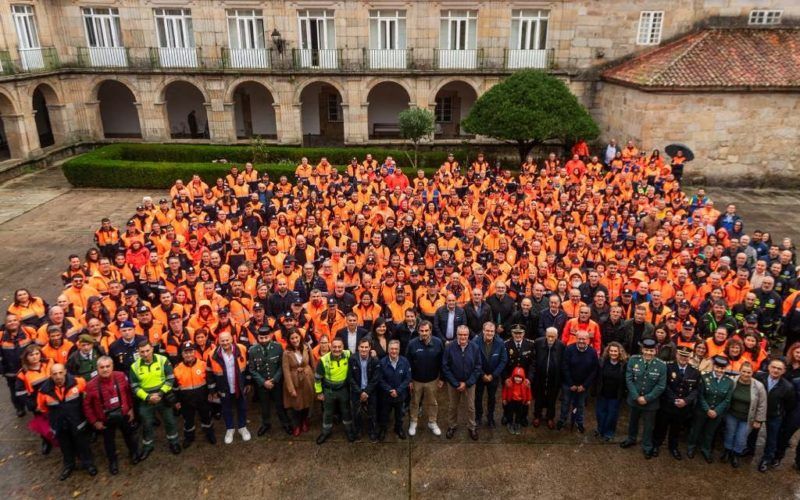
0, 167, 799, 499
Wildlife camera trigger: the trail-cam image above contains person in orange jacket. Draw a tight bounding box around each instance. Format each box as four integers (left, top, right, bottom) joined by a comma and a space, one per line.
502, 366, 532, 435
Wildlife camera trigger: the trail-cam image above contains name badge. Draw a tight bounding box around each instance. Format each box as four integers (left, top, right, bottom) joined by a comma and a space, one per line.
91, 371, 98, 378
109, 396, 119, 405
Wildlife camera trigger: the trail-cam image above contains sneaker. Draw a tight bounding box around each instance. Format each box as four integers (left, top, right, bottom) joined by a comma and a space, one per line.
408, 421, 417, 437
224, 429, 235, 444
428, 422, 442, 436
238, 427, 251, 442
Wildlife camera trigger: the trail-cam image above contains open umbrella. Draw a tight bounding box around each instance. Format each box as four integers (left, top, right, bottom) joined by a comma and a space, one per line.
665, 143, 694, 162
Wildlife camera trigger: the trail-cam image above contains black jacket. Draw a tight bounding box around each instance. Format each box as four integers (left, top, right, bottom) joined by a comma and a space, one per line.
293, 275, 328, 302
755, 371, 797, 418
538, 309, 568, 338
504, 338, 535, 379
486, 294, 516, 336
349, 354, 381, 395
532, 337, 565, 389
660, 362, 700, 413
620, 319, 654, 355
432, 306, 466, 342
600, 318, 626, 349
464, 301, 492, 336
38, 374, 87, 431
597, 359, 627, 400
507, 310, 539, 340
335, 327, 369, 353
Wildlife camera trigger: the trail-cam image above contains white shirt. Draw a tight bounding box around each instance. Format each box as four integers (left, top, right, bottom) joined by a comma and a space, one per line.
347, 330, 358, 352
446, 309, 455, 340
221, 348, 236, 394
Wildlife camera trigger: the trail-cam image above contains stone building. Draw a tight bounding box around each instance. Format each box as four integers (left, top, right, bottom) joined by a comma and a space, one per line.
0, 0, 796, 183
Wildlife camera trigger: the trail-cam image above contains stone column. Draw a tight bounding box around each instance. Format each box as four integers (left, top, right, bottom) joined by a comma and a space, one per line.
343, 78, 368, 144
1, 114, 31, 158
207, 97, 235, 143
23, 110, 42, 152
83, 100, 105, 140
146, 101, 171, 141
46, 103, 68, 145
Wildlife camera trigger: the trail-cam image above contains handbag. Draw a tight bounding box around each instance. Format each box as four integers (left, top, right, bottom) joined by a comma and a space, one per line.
97, 376, 125, 421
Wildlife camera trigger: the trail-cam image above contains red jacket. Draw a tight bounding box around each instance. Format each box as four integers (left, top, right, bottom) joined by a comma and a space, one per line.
82, 371, 134, 424
502, 366, 532, 403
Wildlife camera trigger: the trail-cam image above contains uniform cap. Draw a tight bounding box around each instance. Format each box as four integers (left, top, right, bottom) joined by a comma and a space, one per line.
745, 314, 759, 324
678, 299, 690, 307
712, 355, 729, 367
77, 334, 95, 344
676, 345, 693, 356
168, 312, 182, 321
641, 338, 658, 349
253, 303, 265, 311
120, 320, 135, 329
136, 305, 149, 314
257, 326, 271, 336
327, 297, 337, 307
682, 320, 694, 329
510, 324, 526, 335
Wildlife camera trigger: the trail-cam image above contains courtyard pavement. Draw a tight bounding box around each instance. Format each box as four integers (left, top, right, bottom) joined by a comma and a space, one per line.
0, 167, 798, 499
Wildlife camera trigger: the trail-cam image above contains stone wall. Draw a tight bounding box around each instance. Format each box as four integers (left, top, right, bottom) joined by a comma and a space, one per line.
593, 82, 800, 187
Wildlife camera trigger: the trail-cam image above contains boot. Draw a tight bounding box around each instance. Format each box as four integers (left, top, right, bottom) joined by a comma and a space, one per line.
316, 430, 332, 445
731, 453, 740, 468
720, 450, 730, 463
182, 433, 195, 449
205, 428, 217, 445
302, 417, 310, 433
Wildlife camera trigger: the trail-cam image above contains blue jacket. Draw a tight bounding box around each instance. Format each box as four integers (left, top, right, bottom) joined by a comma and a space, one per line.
471, 335, 508, 379
433, 306, 467, 342
406, 336, 444, 383
561, 344, 598, 388
378, 356, 412, 398
442, 341, 482, 388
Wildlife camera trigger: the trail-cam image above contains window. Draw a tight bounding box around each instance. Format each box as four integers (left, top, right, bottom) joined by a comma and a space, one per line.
298, 9, 335, 51
154, 8, 194, 48
327, 93, 342, 122
369, 10, 406, 50
440, 10, 477, 50
749, 10, 782, 25
637, 11, 663, 45
83, 8, 122, 48
227, 9, 264, 50
12, 4, 40, 49
435, 96, 452, 123
511, 10, 548, 50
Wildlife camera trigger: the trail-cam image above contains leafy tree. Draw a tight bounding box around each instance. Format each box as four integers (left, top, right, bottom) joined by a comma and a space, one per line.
462, 70, 600, 162
398, 107, 435, 169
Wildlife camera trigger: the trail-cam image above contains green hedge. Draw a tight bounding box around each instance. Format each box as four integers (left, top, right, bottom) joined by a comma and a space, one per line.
62, 144, 459, 189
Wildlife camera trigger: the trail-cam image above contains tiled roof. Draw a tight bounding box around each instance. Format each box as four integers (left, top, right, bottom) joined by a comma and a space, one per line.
602, 28, 800, 90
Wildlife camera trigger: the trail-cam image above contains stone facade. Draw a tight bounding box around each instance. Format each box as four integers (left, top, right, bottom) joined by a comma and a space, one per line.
0, 0, 796, 184
593, 82, 800, 186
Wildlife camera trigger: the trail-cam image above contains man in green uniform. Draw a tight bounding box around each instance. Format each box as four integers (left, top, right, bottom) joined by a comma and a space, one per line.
620, 338, 667, 458
687, 355, 734, 463
130, 340, 181, 458
248, 327, 292, 436
315, 338, 356, 444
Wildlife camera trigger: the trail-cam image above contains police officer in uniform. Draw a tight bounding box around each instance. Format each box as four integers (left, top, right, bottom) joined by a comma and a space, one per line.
620, 338, 667, 458
653, 345, 700, 459
687, 355, 734, 462
503, 325, 535, 425
248, 327, 292, 436
315, 338, 356, 444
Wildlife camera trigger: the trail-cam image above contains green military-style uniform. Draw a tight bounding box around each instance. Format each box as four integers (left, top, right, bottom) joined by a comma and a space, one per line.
130, 353, 179, 451
687, 371, 734, 458
624, 354, 667, 454
315, 350, 355, 441
248, 340, 291, 431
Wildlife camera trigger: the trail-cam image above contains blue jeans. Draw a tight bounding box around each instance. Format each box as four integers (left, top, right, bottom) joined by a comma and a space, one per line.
559, 385, 588, 425
723, 414, 750, 454
220, 392, 248, 430
595, 397, 621, 439
747, 415, 783, 461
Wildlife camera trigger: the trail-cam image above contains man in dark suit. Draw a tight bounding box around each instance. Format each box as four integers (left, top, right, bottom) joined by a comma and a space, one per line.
335, 312, 369, 353
433, 293, 466, 343
532, 326, 565, 428
653, 345, 700, 460
349, 338, 381, 442
464, 288, 492, 337
507, 298, 539, 340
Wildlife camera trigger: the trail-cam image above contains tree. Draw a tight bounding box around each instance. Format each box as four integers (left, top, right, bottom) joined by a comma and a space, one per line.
462, 70, 600, 162
398, 107, 435, 169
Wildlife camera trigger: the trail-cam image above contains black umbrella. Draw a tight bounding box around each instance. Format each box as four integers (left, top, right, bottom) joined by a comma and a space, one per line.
665, 143, 694, 162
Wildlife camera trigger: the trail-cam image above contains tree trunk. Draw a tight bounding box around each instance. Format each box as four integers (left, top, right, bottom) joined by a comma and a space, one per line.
516, 140, 533, 163
413, 141, 419, 170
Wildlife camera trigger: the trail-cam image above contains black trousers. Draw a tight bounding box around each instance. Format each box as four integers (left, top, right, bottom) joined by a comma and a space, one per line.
352, 391, 378, 437
379, 392, 405, 431
504, 401, 528, 424
102, 415, 139, 461
533, 382, 559, 420
256, 385, 290, 427
5, 376, 24, 411
654, 409, 691, 450
475, 378, 500, 422
179, 397, 213, 438
57, 426, 94, 469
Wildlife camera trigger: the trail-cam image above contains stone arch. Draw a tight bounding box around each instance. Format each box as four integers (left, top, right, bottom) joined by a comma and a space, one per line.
32, 82, 62, 148
430, 79, 479, 139
0, 91, 20, 159
366, 81, 411, 139
293, 78, 347, 106
228, 80, 277, 139
428, 77, 481, 105
161, 80, 209, 139
95, 80, 142, 138
298, 80, 345, 145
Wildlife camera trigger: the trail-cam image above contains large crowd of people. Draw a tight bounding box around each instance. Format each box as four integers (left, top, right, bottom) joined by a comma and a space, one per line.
2, 140, 800, 482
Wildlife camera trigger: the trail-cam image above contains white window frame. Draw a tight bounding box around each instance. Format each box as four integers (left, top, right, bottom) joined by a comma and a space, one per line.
440, 10, 477, 50
748, 10, 782, 25
82, 7, 123, 48
12, 4, 40, 50
637, 11, 664, 45
154, 8, 194, 49
227, 9, 265, 50
511, 9, 549, 50
297, 9, 335, 51
369, 10, 406, 50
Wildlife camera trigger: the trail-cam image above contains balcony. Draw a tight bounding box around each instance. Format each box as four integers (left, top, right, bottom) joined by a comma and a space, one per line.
506, 48, 553, 69
78, 46, 128, 68
18, 47, 59, 71
364, 49, 411, 70
150, 47, 200, 68
222, 48, 271, 69
435, 49, 482, 69
293, 48, 340, 69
